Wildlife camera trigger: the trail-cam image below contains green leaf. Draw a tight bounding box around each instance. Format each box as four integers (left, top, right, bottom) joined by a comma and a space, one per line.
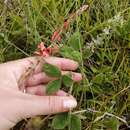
10, 14, 24, 28
70, 115, 81, 130
43, 63, 61, 77
52, 112, 69, 129
60, 46, 82, 63
70, 51, 82, 63
60, 46, 74, 58
62, 74, 73, 87
68, 32, 83, 51
93, 73, 105, 84
104, 117, 119, 130
83, 49, 93, 59
46, 79, 61, 94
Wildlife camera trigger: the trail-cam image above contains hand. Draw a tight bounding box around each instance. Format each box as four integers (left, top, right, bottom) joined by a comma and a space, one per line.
0, 57, 82, 130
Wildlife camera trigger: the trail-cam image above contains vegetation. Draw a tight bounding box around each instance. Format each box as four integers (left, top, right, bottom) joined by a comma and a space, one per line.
0, 0, 130, 129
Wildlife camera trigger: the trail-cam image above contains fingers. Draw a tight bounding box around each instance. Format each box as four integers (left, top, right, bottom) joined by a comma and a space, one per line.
6, 57, 79, 81
26, 72, 82, 87
20, 94, 77, 118
44, 57, 79, 71
26, 85, 67, 96
26, 72, 54, 87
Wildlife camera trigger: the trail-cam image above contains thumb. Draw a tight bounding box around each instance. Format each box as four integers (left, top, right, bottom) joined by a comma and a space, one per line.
20, 94, 77, 118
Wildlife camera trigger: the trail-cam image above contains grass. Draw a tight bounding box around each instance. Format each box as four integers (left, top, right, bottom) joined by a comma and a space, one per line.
0, 0, 130, 130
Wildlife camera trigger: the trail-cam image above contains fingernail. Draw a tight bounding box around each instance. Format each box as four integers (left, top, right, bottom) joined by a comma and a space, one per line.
72, 73, 82, 81
57, 91, 67, 96
63, 99, 77, 109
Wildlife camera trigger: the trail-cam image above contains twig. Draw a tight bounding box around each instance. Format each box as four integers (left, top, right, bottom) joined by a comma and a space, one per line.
18, 57, 45, 92
53, 4, 89, 36
93, 112, 128, 126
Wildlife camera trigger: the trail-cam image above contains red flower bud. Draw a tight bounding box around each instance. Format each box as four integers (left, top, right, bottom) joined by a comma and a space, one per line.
51, 31, 62, 42
42, 51, 50, 57
38, 42, 46, 51
64, 21, 69, 29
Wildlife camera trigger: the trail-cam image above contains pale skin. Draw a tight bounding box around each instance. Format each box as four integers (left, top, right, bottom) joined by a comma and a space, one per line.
0, 56, 82, 130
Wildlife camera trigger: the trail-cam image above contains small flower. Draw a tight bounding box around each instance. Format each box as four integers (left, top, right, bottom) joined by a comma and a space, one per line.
34, 42, 50, 57
92, 35, 103, 45
103, 27, 110, 35
114, 14, 121, 21
76, 5, 89, 16
46, 47, 52, 54
37, 42, 46, 51
108, 14, 124, 26
63, 21, 69, 29
34, 42, 59, 57
86, 34, 104, 50
42, 50, 50, 57
51, 31, 62, 42
4, 0, 8, 4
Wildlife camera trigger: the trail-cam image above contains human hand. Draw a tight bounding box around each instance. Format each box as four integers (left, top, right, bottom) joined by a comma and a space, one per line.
0, 57, 82, 130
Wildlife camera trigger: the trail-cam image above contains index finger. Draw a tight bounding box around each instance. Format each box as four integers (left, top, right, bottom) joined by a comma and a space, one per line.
5, 56, 79, 81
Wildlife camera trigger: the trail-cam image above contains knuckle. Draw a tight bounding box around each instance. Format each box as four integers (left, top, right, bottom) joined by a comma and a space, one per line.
47, 96, 63, 113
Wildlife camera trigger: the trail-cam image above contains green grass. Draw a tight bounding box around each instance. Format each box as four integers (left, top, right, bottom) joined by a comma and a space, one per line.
1, 0, 130, 130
